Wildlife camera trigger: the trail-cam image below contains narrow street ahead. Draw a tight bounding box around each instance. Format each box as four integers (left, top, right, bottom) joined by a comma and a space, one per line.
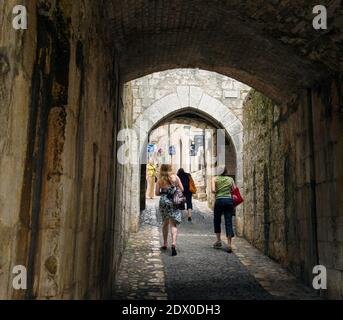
113, 199, 320, 300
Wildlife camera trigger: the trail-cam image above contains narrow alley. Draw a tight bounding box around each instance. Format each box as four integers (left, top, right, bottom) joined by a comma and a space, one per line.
113, 199, 319, 300
1, 1, 343, 302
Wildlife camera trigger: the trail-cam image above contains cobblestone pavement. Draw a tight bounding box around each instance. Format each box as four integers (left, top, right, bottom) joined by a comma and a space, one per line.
112, 225, 168, 300
113, 198, 320, 300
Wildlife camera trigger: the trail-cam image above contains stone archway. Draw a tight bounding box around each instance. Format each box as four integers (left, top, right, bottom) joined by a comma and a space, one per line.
1, 1, 342, 300
130, 88, 244, 235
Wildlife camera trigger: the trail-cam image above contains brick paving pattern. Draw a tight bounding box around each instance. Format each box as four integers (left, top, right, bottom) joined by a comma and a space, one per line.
113, 199, 320, 300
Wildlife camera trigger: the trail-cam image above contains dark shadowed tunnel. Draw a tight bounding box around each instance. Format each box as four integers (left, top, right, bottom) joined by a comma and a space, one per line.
0, 0, 342, 300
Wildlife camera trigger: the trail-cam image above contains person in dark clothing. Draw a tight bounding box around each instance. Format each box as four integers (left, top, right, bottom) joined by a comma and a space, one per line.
177, 168, 194, 221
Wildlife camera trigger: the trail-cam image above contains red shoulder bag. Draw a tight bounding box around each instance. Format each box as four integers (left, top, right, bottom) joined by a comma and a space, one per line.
231, 186, 244, 208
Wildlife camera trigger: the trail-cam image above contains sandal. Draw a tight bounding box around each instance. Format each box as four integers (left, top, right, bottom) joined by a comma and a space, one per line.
227, 246, 233, 253
171, 245, 177, 256
161, 245, 168, 250
213, 241, 222, 249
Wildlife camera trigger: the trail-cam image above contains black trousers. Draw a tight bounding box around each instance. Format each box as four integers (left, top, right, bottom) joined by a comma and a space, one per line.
213, 198, 234, 237
180, 192, 193, 210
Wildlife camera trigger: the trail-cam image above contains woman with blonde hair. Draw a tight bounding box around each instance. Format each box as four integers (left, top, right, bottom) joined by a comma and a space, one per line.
155, 164, 184, 256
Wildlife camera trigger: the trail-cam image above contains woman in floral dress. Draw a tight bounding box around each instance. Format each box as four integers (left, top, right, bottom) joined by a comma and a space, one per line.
155, 164, 184, 256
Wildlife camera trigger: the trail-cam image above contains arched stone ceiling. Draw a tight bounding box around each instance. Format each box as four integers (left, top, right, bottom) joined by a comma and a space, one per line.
105, 0, 342, 103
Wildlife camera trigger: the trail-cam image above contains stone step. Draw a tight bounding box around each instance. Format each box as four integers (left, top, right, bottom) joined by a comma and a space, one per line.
194, 193, 207, 201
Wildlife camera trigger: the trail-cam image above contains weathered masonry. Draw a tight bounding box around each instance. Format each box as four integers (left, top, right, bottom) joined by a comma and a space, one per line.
122, 69, 247, 235
0, 1, 342, 299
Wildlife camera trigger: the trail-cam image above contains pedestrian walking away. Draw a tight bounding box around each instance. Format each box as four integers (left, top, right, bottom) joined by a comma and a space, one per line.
177, 168, 196, 222
155, 164, 184, 256
211, 166, 236, 253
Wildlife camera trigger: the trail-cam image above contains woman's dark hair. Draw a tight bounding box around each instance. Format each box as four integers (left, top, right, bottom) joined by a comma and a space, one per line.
177, 168, 188, 178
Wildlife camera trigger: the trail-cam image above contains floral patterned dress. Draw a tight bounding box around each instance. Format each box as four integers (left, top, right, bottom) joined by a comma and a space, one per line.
159, 186, 182, 224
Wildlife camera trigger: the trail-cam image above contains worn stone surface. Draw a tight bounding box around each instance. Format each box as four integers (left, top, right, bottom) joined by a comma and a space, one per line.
0, 0, 342, 301
125, 69, 246, 234
113, 199, 320, 300
105, 0, 342, 102
243, 83, 343, 299
131, 69, 249, 123
113, 224, 167, 300
0, 0, 123, 299
0, 0, 37, 300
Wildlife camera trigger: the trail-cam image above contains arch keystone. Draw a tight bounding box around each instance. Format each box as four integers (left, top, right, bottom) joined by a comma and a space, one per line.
176, 86, 190, 108
190, 86, 203, 108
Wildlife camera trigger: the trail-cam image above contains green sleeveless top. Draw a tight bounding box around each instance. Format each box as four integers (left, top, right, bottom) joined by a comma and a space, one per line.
215, 176, 234, 199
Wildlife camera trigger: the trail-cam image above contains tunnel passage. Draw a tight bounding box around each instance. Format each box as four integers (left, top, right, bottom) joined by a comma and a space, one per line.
140, 110, 238, 211
0, 1, 343, 300
105, 0, 343, 102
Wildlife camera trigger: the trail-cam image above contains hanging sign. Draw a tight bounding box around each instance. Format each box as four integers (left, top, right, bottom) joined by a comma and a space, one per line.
168, 146, 176, 155
147, 144, 155, 154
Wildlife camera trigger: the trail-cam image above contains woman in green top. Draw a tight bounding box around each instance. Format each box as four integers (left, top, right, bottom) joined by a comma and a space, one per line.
211, 166, 236, 253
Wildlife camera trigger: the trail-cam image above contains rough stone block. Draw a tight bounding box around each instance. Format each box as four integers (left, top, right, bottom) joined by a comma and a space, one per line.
189, 86, 203, 108
227, 119, 243, 136
318, 241, 334, 268
176, 86, 190, 108
224, 90, 240, 99
334, 242, 343, 271
326, 268, 343, 299
153, 93, 180, 115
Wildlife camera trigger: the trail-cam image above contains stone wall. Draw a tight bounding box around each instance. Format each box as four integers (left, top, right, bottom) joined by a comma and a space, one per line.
129, 69, 247, 233
243, 91, 286, 262
0, 0, 38, 301
243, 78, 343, 299
132, 69, 250, 123
0, 0, 126, 299
1, 1, 342, 301
115, 83, 139, 234
311, 78, 343, 299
